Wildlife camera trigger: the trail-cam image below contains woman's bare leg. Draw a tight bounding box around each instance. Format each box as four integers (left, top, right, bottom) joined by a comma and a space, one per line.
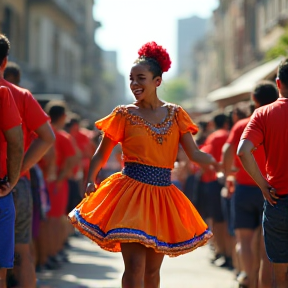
121, 243, 146, 288
144, 248, 164, 288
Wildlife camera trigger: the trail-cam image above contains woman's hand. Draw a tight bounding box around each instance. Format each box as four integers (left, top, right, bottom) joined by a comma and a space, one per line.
85, 182, 97, 196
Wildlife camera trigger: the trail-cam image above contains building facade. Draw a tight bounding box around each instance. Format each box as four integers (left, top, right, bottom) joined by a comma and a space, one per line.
0, 0, 118, 118
191, 0, 288, 109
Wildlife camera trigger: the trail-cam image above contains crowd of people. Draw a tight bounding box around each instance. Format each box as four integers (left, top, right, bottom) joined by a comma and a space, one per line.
1, 33, 288, 288
173, 80, 278, 288
0, 33, 101, 288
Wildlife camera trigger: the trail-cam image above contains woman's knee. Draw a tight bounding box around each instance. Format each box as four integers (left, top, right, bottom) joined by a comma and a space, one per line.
145, 266, 160, 280
125, 256, 145, 276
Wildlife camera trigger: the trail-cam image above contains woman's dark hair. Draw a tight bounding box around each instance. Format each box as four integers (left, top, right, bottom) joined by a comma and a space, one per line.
134, 41, 171, 78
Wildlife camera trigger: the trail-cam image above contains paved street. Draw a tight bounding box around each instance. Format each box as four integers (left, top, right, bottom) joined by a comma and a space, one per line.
37, 236, 238, 288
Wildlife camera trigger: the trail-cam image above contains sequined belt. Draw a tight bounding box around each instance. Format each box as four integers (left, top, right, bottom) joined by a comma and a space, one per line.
122, 162, 171, 186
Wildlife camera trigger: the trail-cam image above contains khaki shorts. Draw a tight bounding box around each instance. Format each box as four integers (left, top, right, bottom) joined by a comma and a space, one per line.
12, 177, 33, 244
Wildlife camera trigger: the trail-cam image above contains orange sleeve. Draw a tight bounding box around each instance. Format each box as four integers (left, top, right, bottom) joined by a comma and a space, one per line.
95, 106, 126, 143
176, 106, 198, 135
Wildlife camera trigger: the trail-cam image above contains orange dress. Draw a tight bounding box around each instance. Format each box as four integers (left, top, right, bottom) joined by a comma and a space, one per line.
68, 104, 212, 257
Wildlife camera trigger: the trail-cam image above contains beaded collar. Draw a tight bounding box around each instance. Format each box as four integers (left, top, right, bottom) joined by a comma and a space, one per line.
115, 105, 179, 144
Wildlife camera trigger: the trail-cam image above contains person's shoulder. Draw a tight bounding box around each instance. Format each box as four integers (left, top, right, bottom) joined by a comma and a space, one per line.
0, 85, 11, 96
112, 104, 130, 114
211, 129, 228, 141
1, 79, 33, 99
234, 117, 250, 130
163, 102, 181, 110
255, 99, 283, 114
0, 79, 18, 94
56, 129, 69, 138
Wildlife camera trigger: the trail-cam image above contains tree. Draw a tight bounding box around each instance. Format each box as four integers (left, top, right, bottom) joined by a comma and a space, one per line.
265, 29, 288, 60
158, 77, 191, 104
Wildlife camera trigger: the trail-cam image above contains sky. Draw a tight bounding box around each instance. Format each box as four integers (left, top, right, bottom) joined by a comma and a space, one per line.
93, 0, 218, 96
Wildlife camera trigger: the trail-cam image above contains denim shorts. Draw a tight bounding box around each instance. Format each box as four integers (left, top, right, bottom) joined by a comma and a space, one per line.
0, 192, 15, 268
231, 184, 264, 230
263, 196, 288, 263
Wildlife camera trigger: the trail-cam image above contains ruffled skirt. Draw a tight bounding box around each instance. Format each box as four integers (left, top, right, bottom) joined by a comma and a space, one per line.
68, 172, 212, 257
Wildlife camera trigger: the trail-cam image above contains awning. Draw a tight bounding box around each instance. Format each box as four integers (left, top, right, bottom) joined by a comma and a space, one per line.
207, 57, 283, 102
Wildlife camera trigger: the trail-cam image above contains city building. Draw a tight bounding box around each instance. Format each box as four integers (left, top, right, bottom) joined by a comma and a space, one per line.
177, 16, 208, 76
0, 0, 121, 119
190, 0, 288, 110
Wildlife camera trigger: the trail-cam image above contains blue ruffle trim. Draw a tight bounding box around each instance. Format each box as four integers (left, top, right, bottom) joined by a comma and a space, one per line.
70, 209, 213, 256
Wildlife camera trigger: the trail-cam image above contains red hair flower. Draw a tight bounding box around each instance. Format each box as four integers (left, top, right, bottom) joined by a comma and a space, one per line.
138, 41, 172, 73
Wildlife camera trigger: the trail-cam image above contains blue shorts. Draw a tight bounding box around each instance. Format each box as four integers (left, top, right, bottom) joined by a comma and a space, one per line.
263, 196, 288, 263
0, 192, 15, 268
232, 184, 264, 230
205, 180, 224, 222
221, 196, 234, 236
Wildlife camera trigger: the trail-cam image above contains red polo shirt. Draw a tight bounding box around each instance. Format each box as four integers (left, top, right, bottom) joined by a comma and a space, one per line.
242, 98, 288, 195
0, 79, 50, 177
0, 86, 22, 178
226, 118, 266, 186
201, 129, 229, 182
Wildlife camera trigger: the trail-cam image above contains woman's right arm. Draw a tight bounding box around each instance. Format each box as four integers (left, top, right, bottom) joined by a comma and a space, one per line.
86, 135, 118, 194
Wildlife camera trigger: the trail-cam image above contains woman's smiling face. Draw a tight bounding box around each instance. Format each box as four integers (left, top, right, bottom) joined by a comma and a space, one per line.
129, 64, 160, 102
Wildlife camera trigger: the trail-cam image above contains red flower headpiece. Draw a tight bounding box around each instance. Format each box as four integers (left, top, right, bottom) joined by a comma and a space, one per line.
138, 41, 171, 73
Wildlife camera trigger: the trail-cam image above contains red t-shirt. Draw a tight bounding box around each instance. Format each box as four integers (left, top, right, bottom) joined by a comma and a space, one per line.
201, 129, 229, 182
0, 79, 50, 152
226, 118, 266, 186
0, 79, 50, 178
73, 130, 90, 153
0, 86, 22, 178
241, 98, 288, 195
54, 129, 76, 175
71, 130, 91, 177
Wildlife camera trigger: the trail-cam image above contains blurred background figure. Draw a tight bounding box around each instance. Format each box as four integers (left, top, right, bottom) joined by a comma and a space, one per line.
1, 34, 55, 288
43, 101, 77, 270
222, 81, 279, 288
3, 62, 21, 86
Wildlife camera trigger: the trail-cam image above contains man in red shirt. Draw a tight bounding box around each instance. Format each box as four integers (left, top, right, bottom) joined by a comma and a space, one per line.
200, 114, 231, 267
0, 34, 55, 288
44, 101, 77, 265
238, 58, 288, 288
223, 81, 278, 288
65, 114, 91, 212
0, 86, 23, 288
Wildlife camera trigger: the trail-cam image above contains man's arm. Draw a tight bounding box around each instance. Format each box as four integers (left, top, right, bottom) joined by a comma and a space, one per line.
237, 139, 277, 205
4, 125, 24, 188
21, 122, 55, 173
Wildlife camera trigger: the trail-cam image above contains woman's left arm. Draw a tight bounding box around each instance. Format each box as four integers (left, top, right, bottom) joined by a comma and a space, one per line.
180, 132, 217, 167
